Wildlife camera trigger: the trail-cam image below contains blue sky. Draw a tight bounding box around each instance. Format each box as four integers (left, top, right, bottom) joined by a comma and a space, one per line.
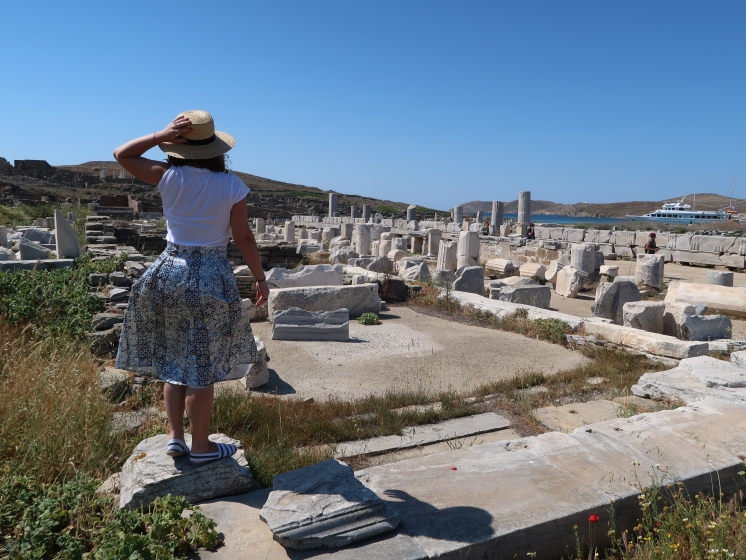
1, 1, 744, 209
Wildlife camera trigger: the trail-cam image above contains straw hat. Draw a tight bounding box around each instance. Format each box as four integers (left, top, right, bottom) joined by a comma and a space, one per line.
158, 110, 235, 160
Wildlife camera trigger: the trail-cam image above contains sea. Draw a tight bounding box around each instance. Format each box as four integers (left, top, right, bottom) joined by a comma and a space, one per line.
491, 213, 628, 226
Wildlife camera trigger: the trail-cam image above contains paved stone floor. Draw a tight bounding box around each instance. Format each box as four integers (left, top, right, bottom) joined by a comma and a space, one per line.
244, 307, 589, 402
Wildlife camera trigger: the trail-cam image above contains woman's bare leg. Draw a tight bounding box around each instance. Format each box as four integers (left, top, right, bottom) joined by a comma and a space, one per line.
186, 385, 216, 454
164, 383, 187, 441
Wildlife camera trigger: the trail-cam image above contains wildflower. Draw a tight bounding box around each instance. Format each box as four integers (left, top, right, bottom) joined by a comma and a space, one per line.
588, 514, 600, 523
738, 471, 745, 476
573, 525, 578, 530
527, 553, 536, 558
656, 521, 663, 527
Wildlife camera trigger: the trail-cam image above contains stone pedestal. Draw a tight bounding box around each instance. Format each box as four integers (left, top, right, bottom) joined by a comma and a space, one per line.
284, 222, 295, 243
456, 230, 480, 269
340, 223, 354, 239
255, 218, 266, 233
490, 201, 503, 235
406, 204, 417, 222
517, 191, 531, 226
570, 244, 596, 275
409, 237, 424, 254
299, 229, 308, 240
328, 193, 338, 217
427, 229, 442, 257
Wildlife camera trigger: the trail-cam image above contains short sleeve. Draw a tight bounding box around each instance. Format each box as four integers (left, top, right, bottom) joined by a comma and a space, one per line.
231, 174, 250, 205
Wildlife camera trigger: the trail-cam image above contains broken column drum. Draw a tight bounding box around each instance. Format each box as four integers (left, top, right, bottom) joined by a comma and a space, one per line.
406, 204, 417, 222
517, 191, 531, 225
456, 230, 480, 269
362, 205, 371, 223
490, 201, 503, 235
436, 240, 458, 271
328, 193, 338, 217
355, 224, 371, 255
453, 205, 463, 226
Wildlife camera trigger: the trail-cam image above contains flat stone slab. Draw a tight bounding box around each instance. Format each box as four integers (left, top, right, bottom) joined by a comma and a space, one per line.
268, 284, 380, 320
0, 259, 75, 272
272, 308, 349, 341
531, 400, 620, 433
260, 460, 400, 550
333, 413, 510, 459
119, 433, 253, 510
582, 320, 709, 359
355, 399, 746, 559
632, 356, 746, 403
446, 290, 584, 330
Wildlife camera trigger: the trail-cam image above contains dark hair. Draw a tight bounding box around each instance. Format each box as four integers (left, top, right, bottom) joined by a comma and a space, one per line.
167, 154, 229, 173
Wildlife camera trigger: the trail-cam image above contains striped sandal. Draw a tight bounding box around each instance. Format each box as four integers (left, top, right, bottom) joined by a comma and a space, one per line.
190, 442, 237, 465
166, 439, 190, 458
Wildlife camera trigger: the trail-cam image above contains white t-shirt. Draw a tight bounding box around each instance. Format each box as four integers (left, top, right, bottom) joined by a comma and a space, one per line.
158, 166, 249, 247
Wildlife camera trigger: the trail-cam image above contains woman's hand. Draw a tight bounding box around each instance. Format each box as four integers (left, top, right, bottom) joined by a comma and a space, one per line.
255, 280, 270, 307
155, 116, 192, 144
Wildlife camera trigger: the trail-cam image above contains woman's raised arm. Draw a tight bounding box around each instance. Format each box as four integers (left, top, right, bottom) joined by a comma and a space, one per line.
113, 116, 192, 186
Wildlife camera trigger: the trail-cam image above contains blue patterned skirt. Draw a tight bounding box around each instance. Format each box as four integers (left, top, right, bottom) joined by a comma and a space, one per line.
116, 243, 259, 388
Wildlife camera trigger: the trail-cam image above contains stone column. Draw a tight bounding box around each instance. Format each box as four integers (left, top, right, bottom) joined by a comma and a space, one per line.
453, 205, 463, 226
475, 210, 483, 224
362, 205, 371, 223
517, 191, 531, 226
355, 224, 371, 255
328, 193, 338, 217
436, 240, 458, 271
350, 205, 358, 219
0, 226, 6, 248
255, 218, 266, 233
285, 221, 295, 243
490, 201, 504, 235
427, 229, 442, 257
406, 204, 417, 222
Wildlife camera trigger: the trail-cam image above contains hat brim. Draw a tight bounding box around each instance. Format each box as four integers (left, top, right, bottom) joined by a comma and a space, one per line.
158, 130, 235, 160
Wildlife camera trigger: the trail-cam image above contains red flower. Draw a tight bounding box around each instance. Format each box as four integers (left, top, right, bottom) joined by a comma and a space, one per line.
588, 514, 600, 523
656, 521, 663, 527
451, 467, 458, 470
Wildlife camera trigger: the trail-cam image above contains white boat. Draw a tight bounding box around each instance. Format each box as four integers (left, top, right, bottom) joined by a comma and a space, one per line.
626, 196, 731, 223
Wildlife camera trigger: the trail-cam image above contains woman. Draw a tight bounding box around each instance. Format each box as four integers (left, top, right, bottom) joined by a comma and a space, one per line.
644, 232, 659, 254
113, 110, 269, 464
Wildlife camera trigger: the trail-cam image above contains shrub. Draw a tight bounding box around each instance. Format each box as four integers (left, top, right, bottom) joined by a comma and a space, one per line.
357, 312, 380, 325
0, 474, 221, 558
0, 253, 125, 340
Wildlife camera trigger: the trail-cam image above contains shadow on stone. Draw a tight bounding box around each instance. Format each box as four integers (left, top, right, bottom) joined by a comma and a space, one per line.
382, 489, 494, 545
252, 369, 297, 396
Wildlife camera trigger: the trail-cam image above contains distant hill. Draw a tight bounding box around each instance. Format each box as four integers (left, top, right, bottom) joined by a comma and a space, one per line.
460, 194, 746, 218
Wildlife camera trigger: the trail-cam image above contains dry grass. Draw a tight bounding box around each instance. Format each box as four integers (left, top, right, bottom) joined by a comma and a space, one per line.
0, 321, 135, 483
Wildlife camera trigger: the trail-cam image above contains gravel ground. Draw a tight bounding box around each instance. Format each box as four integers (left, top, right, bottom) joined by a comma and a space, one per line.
246, 306, 589, 402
